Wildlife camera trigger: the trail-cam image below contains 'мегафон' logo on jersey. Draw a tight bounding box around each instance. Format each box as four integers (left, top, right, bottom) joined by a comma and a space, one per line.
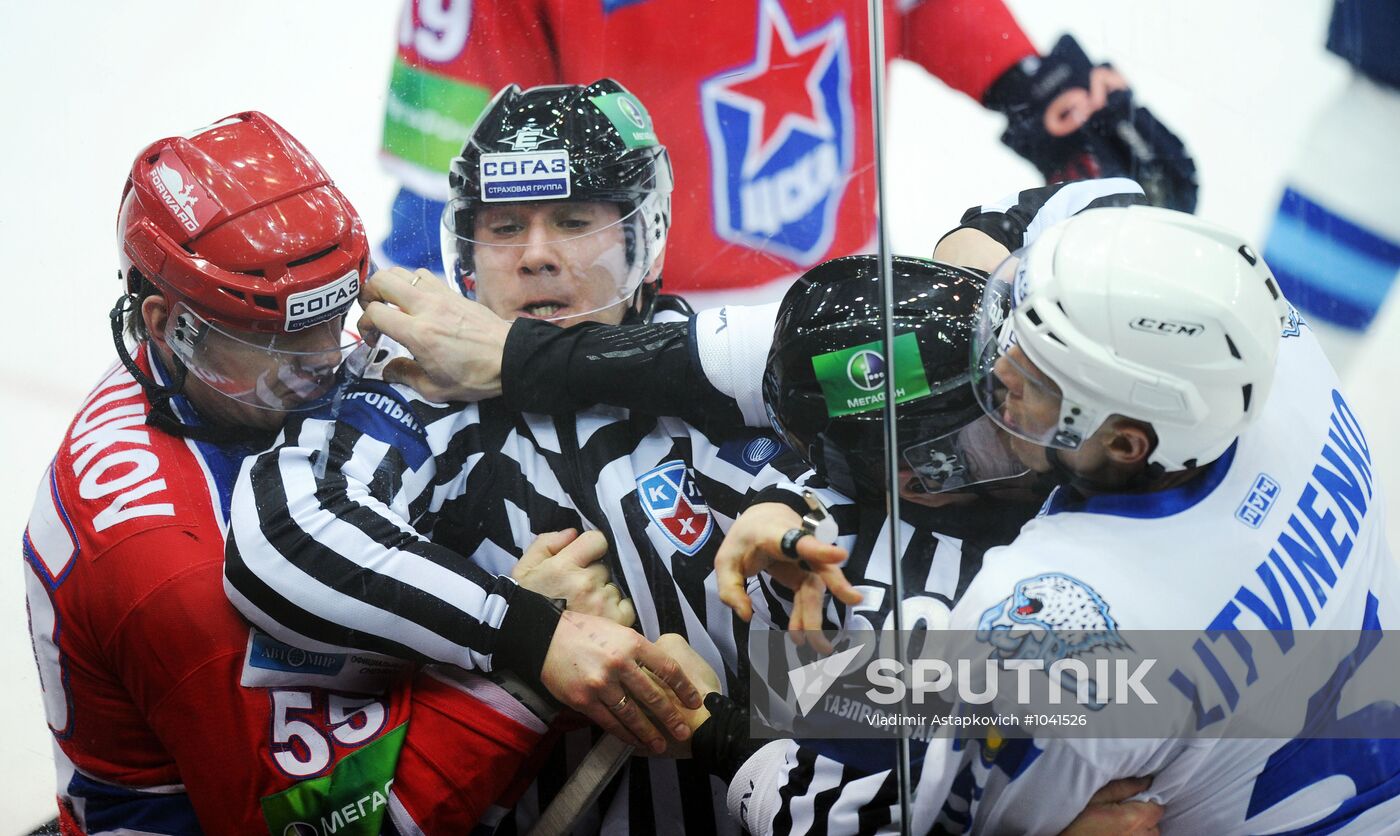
700, 0, 854, 265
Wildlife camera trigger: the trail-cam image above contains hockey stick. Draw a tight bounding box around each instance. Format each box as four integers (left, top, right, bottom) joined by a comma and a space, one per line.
525, 735, 635, 836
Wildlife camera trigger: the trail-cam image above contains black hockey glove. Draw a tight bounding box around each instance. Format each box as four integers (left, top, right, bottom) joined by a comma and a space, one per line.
986, 34, 1199, 213
691, 692, 763, 781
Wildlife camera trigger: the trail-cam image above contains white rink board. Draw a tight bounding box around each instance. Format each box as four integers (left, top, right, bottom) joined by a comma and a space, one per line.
1, 0, 1392, 830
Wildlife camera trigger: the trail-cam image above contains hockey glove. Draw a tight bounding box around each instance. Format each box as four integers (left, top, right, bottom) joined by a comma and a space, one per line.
987, 34, 1199, 213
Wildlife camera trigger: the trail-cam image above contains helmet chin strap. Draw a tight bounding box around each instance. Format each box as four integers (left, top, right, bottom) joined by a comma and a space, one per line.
109, 294, 276, 446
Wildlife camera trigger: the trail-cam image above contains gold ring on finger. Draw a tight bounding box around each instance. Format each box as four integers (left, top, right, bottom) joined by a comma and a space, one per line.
410, 273, 422, 288
613, 695, 628, 711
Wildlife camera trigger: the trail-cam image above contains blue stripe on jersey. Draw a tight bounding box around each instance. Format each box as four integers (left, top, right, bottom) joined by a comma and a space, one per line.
69, 771, 201, 835
602, 0, 652, 11
147, 341, 261, 520
383, 188, 448, 274
1043, 442, 1237, 519
1244, 594, 1400, 834
24, 465, 81, 589
312, 381, 432, 470
1271, 264, 1378, 331
1265, 188, 1400, 330
1275, 188, 1400, 265
191, 436, 252, 522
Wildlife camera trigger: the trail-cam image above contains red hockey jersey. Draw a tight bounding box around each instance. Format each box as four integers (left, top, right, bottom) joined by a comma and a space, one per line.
381, 0, 1034, 293
22, 347, 545, 834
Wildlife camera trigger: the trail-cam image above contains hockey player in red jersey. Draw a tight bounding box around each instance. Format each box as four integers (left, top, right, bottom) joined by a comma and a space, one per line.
19, 111, 596, 834
379, 0, 1196, 302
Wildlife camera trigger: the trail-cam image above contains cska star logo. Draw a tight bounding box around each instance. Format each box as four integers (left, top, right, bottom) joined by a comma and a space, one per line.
700, 0, 854, 265
637, 460, 714, 556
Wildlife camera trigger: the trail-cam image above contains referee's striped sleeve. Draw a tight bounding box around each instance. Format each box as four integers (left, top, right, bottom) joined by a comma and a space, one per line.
223, 386, 559, 681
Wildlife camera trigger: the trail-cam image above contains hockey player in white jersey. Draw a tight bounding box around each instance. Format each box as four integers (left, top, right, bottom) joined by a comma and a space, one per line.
905, 204, 1400, 834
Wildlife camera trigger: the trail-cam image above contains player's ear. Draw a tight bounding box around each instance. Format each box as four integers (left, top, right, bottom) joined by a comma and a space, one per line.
1103, 416, 1155, 467
140, 294, 170, 345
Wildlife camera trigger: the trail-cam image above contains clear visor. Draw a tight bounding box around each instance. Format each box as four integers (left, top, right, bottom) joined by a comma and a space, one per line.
165, 302, 362, 412
440, 198, 653, 326
901, 414, 1031, 494
970, 256, 1102, 451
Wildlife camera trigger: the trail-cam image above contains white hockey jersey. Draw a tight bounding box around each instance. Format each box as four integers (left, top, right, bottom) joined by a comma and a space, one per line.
924, 311, 1400, 834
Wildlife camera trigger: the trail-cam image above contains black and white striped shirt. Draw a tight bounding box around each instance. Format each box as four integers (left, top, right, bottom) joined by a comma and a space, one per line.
224, 377, 795, 834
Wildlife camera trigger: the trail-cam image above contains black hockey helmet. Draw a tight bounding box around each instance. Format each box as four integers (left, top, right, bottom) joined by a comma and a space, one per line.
441, 78, 673, 321
765, 255, 1026, 501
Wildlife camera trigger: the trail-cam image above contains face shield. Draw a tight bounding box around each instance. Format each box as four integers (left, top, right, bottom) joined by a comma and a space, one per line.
970, 253, 1106, 451
901, 413, 1030, 494
440, 197, 659, 327
164, 302, 362, 412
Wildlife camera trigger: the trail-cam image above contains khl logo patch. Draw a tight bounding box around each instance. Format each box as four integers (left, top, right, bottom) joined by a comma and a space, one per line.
699, 0, 853, 265
637, 460, 714, 555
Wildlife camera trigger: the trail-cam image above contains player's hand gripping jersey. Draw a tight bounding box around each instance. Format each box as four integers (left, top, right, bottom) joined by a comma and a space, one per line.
224, 362, 797, 833
23, 347, 546, 835
381, 0, 1036, 292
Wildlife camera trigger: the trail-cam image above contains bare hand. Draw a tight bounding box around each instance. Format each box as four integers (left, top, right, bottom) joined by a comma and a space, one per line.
513, 529, 636, 627
713, 502, 858, 633
1042, 65, 1130, 137
1059, 776, 1163, 836
357, 266, 511, 401
540, 611, 703, 754
650, 634, 722, 758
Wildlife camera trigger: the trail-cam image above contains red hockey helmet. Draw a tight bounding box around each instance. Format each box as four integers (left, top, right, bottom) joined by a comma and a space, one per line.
117, 112, 368, 411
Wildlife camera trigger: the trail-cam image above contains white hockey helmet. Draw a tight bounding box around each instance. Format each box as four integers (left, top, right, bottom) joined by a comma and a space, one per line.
971, 205, 1292, 471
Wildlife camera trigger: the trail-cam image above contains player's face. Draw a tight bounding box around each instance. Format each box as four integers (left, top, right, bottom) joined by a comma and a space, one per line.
992, 344, 1064, 472
471, 201, 632, 327
181, 321, 347, 430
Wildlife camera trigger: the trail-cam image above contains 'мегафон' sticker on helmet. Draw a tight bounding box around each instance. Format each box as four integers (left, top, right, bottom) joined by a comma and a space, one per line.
811, 333, 931, 418
590, 92, 658, 150
479, 150, 571, 202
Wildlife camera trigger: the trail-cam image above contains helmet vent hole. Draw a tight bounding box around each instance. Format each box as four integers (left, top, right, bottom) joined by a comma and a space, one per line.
1238, 245, 1258, 266
1225, 334, 1241, 360
1242, 383, 1254, 412
1264, 277, 1280, 301
1045, 331, 1066, 346
1056, 301, 1068, 316
218, 287, 247, 301
253, 294, 278, 311
287, 245, 339, 268
1025, 307, 1043, 327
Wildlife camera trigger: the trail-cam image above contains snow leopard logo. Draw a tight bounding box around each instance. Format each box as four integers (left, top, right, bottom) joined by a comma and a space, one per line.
976, 573, 1127, 663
